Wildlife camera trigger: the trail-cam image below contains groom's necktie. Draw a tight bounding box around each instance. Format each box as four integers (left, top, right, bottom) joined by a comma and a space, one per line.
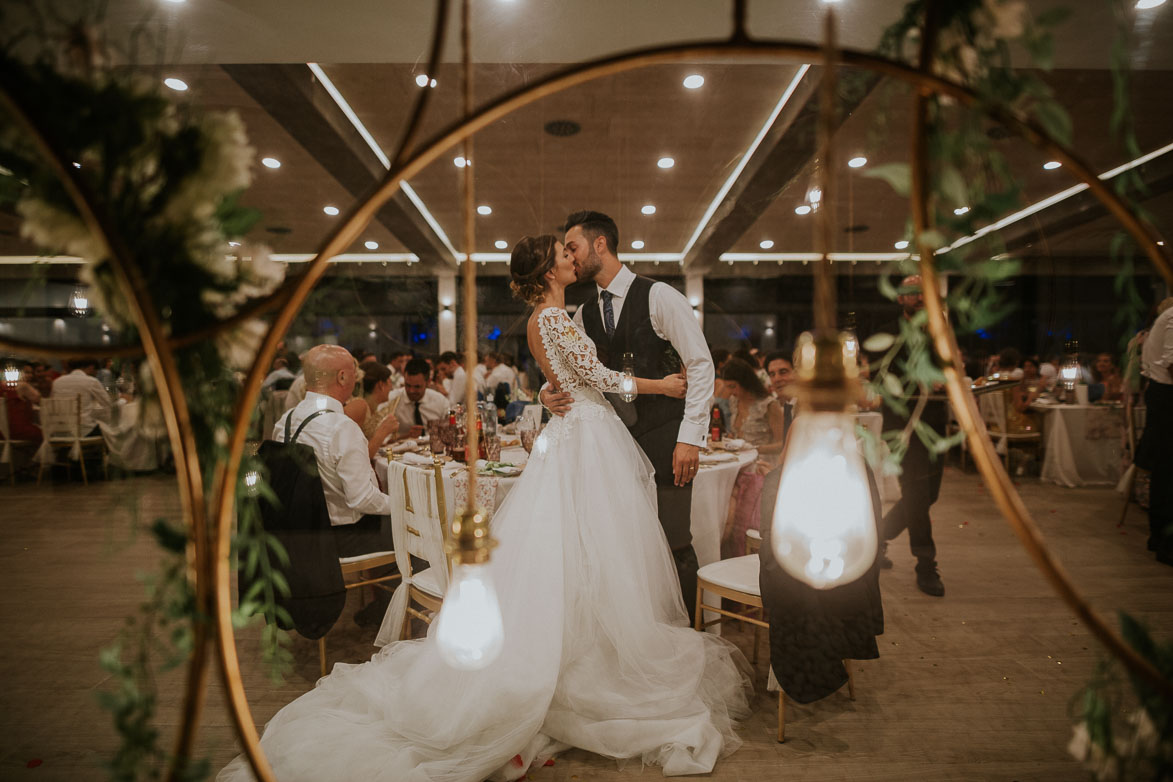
600, 290, 615, 338
412, 401, 423, 425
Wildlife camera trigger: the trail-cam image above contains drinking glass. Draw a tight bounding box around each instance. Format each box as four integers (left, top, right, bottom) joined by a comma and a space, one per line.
485, 435, 502, 462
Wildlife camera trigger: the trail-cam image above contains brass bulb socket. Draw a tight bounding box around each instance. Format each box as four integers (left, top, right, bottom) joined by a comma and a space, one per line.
447, 507, 497, 566
793, 329, 861, 413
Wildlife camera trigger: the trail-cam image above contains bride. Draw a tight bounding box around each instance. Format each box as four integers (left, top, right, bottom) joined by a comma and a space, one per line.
220, 235, 750, 782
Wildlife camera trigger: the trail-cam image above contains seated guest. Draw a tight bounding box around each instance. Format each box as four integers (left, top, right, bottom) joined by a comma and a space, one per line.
51, 358, 114, 436
275, 344, 395, 559
995, 347, 1024, 380
3, 362, 42, 441
764, 350, 798, 439
386, 358, 449, 440
386, 350, 410, 390
758, 460, 884, 705
483, 352, 518, 400
435, 351, 467, 408
344, 361, 401, 458
724, 358, 786, 459
1089, 352, 1123, 402
1008, 357, 1043, 433
720, 358, 786, 558
262, 355, 296, 390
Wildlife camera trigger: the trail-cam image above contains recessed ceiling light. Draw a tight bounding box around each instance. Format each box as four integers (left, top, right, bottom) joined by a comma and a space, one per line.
954, 206, 970, 215
759, 239, 775, 249
657, 157, 675, 169
72, 161, 81, 168
631, 240, 645, 249
1158, 240, 1166, 246
795, 205, 812, 215
494, 240, 508, 249
323, 205, 339, 216
164, 77, 188, 91
895, 240, 910, 249
364, 240, 379, 250
847, 156, 867, 168
1043, 161, 1062, 170
261, 157, 281, 169
477, 205, 492, 215
683, 74, 704, 89
454, 156, 470, 168
415, 74, 429, 87
1137, 0, 1165, 9
641, 204, 656, 215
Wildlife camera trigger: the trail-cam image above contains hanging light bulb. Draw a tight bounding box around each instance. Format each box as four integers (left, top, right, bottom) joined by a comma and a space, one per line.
70, 287, 89, 317
841, 311, 859, 364
619, 351, 638, 403
771, 332, 877, 589
435, 508, 504, 670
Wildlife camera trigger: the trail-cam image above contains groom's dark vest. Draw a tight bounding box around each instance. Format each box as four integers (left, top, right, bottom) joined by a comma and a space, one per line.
581, 275, 685, 440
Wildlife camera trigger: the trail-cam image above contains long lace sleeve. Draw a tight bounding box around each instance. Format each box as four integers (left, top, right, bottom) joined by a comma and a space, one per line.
538, 307, 625, 393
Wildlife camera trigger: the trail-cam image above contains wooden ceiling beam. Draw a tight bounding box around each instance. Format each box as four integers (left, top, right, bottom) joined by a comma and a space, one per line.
681, 68, 877, 273
221, 63, 459, 271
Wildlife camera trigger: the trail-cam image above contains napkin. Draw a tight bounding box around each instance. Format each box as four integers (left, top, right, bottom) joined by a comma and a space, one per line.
721, 438, 746, 451
699, 451, 738, 464
400, 452, 434, 466
391, 439, 419, 454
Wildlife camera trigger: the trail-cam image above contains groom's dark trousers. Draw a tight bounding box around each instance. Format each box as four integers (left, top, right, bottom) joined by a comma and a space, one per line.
637, 419, 698, 622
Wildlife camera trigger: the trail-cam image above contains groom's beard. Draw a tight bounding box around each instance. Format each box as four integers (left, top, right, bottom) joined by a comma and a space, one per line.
576, 249, 603, 282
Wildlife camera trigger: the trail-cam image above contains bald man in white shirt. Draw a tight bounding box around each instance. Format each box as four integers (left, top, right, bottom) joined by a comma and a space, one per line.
275, 344, 395, 558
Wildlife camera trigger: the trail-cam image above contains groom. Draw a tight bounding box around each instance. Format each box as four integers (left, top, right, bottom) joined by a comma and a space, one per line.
541, 210, 714, 621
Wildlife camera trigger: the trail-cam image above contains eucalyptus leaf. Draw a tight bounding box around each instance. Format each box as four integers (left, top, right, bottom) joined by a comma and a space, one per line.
863, 162, 911, 196
882, 372, 905, 398
863, 333, 895, 352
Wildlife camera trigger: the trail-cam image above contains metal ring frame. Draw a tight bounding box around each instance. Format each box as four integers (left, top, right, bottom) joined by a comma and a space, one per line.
1, 1, 1170, 778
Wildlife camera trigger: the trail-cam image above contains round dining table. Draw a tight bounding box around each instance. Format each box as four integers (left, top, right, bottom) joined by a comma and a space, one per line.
375, 443, 757, 574
1032, 402, 1126, 488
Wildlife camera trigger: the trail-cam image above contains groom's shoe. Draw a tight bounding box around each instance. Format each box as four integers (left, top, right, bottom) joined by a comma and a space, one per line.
915, 561, 945, 597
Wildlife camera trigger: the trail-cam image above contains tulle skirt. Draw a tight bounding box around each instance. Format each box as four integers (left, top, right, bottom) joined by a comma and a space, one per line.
219, 395, 750, 782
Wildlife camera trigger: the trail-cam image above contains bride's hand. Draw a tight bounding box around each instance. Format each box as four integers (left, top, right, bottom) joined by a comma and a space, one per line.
658, 373, 687, 398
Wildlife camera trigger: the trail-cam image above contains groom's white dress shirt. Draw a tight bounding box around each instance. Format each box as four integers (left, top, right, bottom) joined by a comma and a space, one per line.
572, 265, 714, 447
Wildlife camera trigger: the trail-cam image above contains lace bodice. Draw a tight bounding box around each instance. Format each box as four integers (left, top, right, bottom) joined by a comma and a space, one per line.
537, 307, 624, 395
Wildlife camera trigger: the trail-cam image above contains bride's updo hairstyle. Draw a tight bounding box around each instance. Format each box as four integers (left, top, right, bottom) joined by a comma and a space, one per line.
509, 234, 559, 306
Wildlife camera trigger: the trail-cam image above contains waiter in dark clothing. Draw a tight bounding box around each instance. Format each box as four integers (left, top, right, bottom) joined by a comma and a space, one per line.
869, 274, 948, 597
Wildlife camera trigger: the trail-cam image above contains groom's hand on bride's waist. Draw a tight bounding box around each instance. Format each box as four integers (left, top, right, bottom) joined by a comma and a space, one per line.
672, 442, 700, 486
540, 386, 574, 417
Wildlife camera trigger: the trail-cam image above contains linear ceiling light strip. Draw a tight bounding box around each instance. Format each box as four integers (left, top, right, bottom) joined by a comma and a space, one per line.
679, 64, 811, 259
307, 62, 460, 260
944, 139, 1173, 254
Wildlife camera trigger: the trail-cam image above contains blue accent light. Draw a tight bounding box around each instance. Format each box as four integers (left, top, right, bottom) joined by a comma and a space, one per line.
487, 327, 502, 341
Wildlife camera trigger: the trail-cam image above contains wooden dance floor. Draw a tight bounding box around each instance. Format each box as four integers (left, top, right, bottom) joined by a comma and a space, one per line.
2, 466, 1169, 780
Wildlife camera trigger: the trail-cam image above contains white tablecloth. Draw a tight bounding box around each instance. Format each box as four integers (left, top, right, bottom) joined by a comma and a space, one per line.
376, 444, 756, 572
1035, 404, 1125, 488
100, 400, 170, 471
855, 411, 899, 505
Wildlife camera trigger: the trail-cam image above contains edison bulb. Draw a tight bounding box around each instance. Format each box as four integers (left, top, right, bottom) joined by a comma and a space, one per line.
435, 563, 504, 670
619, 373, 637, 403
771, 411, 876, 589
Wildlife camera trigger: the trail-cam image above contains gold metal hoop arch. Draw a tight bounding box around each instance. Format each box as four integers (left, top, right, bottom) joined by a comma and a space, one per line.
4, 21, 1169, 782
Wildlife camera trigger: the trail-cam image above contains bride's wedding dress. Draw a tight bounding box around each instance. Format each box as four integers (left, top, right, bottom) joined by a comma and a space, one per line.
219, 306, 750, 782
